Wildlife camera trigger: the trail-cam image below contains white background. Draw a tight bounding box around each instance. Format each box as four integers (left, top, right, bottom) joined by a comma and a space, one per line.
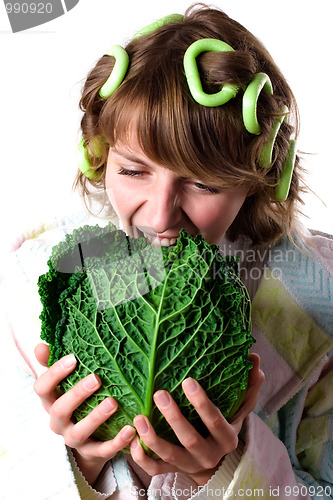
1, 0, 332, 253
0, 2, 331, 489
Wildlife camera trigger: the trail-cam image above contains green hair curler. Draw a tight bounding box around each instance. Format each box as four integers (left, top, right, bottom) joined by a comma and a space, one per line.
133, 13, 183, 39
99, 45, 129, 100
183, 38, 239, 107
77, 138, 103, 181
259, 105, 289, 169
242, 73, 273, 135
275, 139, 297, 202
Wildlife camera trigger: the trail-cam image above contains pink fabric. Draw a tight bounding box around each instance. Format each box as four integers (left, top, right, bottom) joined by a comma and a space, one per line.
250, 327, 301, 416
245, 414, 311, 499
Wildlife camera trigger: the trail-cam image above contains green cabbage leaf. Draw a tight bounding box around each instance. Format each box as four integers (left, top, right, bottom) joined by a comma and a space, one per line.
38, 223, 253, 452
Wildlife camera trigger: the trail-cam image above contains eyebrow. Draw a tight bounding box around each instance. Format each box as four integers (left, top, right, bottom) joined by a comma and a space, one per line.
112, 148, 152, 168
112, 147, 219, 186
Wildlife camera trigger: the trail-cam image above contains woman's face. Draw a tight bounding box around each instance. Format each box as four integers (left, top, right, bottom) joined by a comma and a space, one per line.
105, 136, 249, 246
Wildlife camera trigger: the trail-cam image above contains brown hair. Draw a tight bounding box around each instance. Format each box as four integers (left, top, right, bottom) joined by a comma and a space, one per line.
76, 3, 306, 245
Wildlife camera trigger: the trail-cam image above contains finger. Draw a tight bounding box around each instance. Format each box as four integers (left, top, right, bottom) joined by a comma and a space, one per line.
78, 425, 136, 461
34, 343, 50, 367
34, 354, 77, 411
248, 352, 265, 386
248, 353, 265, 395
181, 379, 238, 458
153, 390, 213, 463
133, 414, 198, 471
99, 425, 136, 459
50, 373, 102, 433
66, 398, 118, 447
130, 436, 177, 476
230, 353, 265, 431
234, 354, 265, 417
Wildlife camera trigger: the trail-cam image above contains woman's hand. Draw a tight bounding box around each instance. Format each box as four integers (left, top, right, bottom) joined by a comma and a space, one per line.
130, 353, 264, 486
33, 343, 136, 485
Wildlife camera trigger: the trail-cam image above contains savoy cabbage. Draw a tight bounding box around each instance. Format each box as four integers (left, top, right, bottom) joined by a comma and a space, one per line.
38, 223, 253, 452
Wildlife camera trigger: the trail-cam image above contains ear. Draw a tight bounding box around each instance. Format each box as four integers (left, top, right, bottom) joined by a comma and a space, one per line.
246, 186, 256, 197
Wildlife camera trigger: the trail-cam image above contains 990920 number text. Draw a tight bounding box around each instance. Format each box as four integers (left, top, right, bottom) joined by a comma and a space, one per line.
5, 3, 53, 14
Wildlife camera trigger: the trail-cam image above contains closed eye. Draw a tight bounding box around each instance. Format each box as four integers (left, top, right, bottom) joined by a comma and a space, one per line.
117, 167, 220, 193
117, 168, 145, 177
194, 182, 220, 194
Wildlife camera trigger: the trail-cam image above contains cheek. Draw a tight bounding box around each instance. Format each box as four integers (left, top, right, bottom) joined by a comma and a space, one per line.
221, 194, 247, 223
192, 193, 246, 241
105, 177, 119, 214
105, 173, 134, 218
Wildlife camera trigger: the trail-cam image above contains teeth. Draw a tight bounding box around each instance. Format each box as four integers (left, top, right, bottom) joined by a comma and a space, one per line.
142, 233, 177, 247
160, 238, 177, 247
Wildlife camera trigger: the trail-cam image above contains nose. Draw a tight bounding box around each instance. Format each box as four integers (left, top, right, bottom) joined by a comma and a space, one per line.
147, 178, 183, 234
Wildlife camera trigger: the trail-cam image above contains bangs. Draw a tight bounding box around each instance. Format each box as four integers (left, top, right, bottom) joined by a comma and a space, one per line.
99, 52, 264, 190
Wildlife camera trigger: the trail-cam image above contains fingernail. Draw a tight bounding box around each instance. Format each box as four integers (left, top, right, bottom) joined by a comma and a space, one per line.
154, 390, 171, 409
130, 436, 139, 449
61, 354, 76, 369
183, 378, 198, 394
122, 425, 136, 441
83, 373, 99, 390
100, 398, 116, 415
134, 416, 149, 436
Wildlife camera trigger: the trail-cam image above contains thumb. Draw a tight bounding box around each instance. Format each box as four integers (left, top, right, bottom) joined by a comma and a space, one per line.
34, 343, 50, 367
230, 353, 265, 431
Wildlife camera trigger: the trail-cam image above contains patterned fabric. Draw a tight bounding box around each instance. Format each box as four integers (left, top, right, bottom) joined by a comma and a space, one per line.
3, 215, 333, 499
239, 231, 333, 499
